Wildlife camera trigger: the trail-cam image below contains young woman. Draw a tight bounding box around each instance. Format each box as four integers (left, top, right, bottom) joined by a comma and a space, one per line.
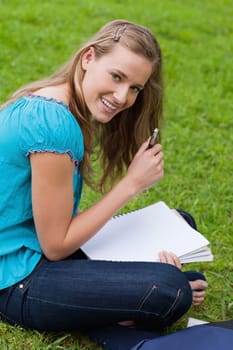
0, 19, 207, 347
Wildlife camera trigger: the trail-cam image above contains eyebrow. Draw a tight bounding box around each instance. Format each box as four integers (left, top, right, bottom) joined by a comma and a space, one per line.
114, 69, 145, 89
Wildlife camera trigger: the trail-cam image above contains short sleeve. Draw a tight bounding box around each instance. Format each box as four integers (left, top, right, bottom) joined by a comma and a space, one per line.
19, 96, 84, 164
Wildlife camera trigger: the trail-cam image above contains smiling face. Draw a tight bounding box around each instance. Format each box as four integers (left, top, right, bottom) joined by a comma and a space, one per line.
81, 44, 153, 123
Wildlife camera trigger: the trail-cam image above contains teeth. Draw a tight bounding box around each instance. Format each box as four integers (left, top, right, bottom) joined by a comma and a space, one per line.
101, 97, 117, 110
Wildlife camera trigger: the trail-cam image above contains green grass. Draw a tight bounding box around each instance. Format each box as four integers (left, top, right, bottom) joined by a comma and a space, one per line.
0, 0, 233, 348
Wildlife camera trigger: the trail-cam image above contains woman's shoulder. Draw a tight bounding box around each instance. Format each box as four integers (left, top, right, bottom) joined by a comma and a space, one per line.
21, 92, 79, 131
9, 94, 84, 161
1, 85, 84, 161
32, 84, 70, 106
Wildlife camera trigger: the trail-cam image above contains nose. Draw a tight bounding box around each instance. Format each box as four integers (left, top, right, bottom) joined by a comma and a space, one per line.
113, 85, 129, 105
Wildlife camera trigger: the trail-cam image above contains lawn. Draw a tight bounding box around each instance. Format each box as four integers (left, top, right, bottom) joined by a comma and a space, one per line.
0, 0, 232, 348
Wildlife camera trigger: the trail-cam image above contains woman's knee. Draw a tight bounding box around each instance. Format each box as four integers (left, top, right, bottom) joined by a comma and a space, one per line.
137, 264, 192, 326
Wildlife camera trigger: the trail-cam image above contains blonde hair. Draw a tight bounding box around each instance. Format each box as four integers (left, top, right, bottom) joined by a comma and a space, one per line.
2, 19, 163, 192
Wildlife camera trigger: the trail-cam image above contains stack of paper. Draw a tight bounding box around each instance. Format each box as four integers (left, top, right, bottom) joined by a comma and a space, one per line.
81, 201, 213, 264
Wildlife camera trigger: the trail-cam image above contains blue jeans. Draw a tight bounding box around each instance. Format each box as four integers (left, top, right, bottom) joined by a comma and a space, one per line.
0, 254, 192, 332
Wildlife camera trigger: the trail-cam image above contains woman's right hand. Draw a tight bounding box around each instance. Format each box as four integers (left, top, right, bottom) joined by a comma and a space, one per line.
125, 140, 164, 194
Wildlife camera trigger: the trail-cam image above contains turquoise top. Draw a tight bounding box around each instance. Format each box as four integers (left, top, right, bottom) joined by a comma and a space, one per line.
0, 95, 84, 289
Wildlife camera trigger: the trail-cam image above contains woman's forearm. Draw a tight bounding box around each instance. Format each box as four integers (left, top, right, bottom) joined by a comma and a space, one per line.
51, 176, 137, 260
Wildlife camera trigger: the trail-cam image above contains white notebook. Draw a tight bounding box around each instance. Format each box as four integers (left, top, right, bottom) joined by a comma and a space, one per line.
81, 201, 213, 263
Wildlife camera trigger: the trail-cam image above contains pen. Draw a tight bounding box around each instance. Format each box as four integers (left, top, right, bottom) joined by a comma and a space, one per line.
147, 128, 159, 149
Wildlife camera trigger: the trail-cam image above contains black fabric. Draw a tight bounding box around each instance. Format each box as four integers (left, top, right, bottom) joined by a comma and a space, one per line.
209, 319, 233, 330
175, 209, 197, 230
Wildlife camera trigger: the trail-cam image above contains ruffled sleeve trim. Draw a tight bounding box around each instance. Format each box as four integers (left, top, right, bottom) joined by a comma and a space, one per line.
17, 96, 84, 165
27, 93, 69, 110
26, 149, 80, 166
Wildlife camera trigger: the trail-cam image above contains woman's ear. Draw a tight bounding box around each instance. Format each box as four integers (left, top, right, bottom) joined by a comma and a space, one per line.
81, 46, 95, 71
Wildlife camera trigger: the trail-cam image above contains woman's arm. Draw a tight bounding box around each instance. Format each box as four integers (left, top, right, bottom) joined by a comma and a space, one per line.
30, 140, 164, 261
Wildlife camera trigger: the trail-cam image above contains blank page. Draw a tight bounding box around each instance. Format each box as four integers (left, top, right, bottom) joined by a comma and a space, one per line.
81, 201, 211, 262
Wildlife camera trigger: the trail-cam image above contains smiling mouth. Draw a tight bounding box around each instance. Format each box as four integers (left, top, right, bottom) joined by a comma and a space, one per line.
101, 97, 117, 111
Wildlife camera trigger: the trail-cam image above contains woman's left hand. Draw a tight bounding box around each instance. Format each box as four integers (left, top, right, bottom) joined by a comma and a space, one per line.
158, 251, 182, 270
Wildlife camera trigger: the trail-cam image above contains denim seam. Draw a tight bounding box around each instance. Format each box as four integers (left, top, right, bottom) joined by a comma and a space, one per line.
0, 311, 27, 329
16, 257, 44, 294
163, 288, 182, 318
137, 284, 157, 311
26, 297, 136, 312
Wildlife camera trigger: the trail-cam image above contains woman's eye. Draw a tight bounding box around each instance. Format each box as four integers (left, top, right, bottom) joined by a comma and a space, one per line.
131, 86, 141, 93
111, 73, 121, 81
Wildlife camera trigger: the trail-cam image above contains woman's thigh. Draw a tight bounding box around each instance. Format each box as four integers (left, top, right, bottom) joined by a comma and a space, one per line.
0, 258, 192, 331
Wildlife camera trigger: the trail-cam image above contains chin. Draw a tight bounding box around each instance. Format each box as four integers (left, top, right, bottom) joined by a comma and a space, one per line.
92, 113, 115, 124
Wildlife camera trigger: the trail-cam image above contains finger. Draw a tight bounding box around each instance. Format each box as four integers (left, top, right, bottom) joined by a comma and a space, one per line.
156, 159, 164, 173
158, 251, 167, 263
154, 152, 163, 163
163, 251, 174, 264
165, 252, 180, 268
159, 251, 181, 269
139, 139, 156, 153
146, 143, 162, 155
168, 252, 182, 269
158, 251, 172, 263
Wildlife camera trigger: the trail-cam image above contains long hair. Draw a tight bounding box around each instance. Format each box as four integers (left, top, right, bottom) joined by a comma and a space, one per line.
1, 19, 163, 192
